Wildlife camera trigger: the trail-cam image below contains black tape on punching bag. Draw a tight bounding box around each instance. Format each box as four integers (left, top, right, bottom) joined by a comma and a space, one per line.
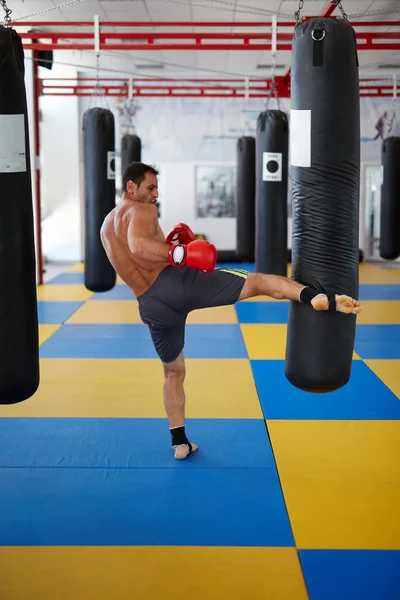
0, 26, 39, 404
121, 134, 141, 173
255, 110, 288, 275
236, 136, 256, 261
285, 18, 360, 393
83, 108, 117, 292
380, 137, 400, 260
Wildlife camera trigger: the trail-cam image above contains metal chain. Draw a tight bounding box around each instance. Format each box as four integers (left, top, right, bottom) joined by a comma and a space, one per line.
94, 53, 102, 96
0, 0, 12, 24
334, 1, 349, 23
294, 0, 304, 25
265, 53, 281, 112
89, 53, 111, 110
347, 4, 399, 19
388, 75, 397, 136
9, 0, 86, 24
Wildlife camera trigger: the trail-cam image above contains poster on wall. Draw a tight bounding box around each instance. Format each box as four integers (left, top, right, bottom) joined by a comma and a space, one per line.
195, 165, 236, 218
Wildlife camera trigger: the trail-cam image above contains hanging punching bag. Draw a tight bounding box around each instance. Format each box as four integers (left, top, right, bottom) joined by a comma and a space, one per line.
380, 136, 400, 260
285, 18, 360, 393
0, 25, 39, 404
236, 136, 256, 261
121, 133, 141, 173
83, 107, 116, 292
255, 110, 288, 275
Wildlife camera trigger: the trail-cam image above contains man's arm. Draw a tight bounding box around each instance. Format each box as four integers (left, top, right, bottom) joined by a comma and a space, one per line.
127, 205, 169, 263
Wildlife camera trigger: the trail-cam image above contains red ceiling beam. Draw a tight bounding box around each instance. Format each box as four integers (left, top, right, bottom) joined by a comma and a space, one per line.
15, 21, 294, 27
13, 20, 400, 27
18, 29, 400, 51
38, 77, 400, 99
38, 78, 284, 98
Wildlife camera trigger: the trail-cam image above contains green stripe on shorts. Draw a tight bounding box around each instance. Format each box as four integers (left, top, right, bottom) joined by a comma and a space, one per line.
219, 268, 248, 279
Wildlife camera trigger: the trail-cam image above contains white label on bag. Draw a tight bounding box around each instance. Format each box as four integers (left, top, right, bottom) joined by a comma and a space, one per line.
0, 114, 26, 173
290, 109, 311, 168
107, 151, 116, 180
262, 152, 282, 181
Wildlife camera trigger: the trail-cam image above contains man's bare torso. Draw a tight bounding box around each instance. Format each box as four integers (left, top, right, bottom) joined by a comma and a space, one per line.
100, 200, 168, 298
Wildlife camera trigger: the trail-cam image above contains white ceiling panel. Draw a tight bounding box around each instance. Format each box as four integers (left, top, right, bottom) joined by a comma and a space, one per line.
100, 1, 142, 11
136, 48, 196, 66
191, 8, 235, 21
57, 8, 109, 21
278, 0, 334, 16
195, 50, 231, 70
102, 6, 152, 20
145, 1, 192, 21
238, 0, 282, 9
102, 7, 151, 19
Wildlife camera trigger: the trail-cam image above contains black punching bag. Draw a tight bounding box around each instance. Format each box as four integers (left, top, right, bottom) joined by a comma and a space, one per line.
121, 133, 141, 173
255, 110, 288, 275
285, 18, 360, 393
0, 26, 39, 404
380, 136, 400, 260
83, 108, 116, 292
236, 136, 255, 261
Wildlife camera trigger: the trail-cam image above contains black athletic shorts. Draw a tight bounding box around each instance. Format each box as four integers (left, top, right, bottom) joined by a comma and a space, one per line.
137, 265, 248, 363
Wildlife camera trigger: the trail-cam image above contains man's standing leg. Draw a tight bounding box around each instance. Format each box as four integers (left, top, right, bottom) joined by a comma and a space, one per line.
162, 351, 198, 460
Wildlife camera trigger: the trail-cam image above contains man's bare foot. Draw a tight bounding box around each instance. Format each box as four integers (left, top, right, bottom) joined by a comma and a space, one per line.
311, 294, 362, 315
173, 443, 198, 460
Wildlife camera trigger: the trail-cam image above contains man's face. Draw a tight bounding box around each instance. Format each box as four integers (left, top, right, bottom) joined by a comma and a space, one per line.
129, 172, 159, 204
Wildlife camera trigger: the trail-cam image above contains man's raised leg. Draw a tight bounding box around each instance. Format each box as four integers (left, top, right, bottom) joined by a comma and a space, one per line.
162, 351, 198, 460
238, 272, 362, 314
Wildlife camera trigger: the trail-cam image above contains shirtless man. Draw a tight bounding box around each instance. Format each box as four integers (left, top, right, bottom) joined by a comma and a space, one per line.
100, 162, 362, 460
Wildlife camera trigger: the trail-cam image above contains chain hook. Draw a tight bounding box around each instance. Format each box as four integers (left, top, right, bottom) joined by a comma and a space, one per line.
1, 0, 13, 25
294, 0, 304, 25
333, 0, 350, 23
388, 74, 397, 136
265, 45, 281, 111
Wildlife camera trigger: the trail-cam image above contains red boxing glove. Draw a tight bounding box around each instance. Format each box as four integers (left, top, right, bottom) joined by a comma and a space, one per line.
165, 222, 195, 246
168, 239, 217, 273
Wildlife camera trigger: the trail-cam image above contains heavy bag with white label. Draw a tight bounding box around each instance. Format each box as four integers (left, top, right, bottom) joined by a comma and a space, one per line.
255, 110, 288, 275
83, 107, 116, 292
236, 136, 256, 261
0, 25, 39, 404
285, 18, 360, 393
121, 133, 141, 173
380, 136, 400, 260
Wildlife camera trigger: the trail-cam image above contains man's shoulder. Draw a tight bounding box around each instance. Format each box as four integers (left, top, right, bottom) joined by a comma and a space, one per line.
133, 202, 157, 213
129, 203, 158, 222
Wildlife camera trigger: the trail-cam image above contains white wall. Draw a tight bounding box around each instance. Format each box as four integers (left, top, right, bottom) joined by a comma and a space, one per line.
39, 64, 81, 263
155, 162, 237, 249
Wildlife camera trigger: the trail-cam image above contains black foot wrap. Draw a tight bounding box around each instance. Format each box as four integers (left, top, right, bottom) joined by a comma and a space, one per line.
299, 286, 337, 311
170, 426, 193, 452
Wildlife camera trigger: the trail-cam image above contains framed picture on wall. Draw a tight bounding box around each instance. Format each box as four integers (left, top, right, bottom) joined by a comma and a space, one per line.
195, 165, 236, 218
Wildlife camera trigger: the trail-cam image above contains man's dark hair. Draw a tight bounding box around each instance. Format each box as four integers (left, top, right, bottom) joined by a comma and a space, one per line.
122, 162, 159, 192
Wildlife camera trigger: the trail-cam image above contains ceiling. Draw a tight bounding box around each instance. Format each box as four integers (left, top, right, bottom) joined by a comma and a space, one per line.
4, 0, 400, 79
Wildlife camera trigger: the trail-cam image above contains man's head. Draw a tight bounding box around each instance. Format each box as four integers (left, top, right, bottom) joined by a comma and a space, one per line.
122, 162, 159, 204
